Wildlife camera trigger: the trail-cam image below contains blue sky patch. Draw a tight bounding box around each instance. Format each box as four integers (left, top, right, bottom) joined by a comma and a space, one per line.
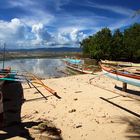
0, 0, 139, 48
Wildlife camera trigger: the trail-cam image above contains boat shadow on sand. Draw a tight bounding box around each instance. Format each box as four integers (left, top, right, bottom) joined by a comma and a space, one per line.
115, 85, 140, 97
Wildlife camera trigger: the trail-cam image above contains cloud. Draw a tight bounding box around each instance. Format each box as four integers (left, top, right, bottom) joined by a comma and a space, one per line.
109, 16, 140, 30
30, 24, 87, 46
70, 29, 86, 42
0, 18, 42, 47
31, 23, 52, 45
0, 17, 86, 48
0, 18, 26, 45
0, 0, 139, 49
50, 0, 70, 11
7, 0, 54, 26
86, 1, 134, 17
8, 0, 34, 8
55, 28, 87, 45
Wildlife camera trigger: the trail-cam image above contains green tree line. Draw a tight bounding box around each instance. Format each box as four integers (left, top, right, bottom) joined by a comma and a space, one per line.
80, 23, 140, 61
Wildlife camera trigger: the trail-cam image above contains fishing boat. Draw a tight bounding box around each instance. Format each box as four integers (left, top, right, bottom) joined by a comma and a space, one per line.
63, 58, 83, 64
0, 43, 20, 83
101, 60, 140, 67
0, 67, 19, 83
0, 67, 12, 85
63, 58, 95, 74
66, 63, 93, 74
100, 63, 140, 87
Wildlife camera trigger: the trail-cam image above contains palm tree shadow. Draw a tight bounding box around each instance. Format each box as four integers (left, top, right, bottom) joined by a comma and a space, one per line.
117, 117, 140, 140
0, 121, 63, 139
0, 121, 41, 140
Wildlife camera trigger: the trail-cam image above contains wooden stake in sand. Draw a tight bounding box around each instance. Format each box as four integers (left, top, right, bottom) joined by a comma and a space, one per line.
122, 82, 127, 92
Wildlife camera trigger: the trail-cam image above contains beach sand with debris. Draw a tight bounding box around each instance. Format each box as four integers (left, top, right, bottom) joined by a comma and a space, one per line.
1, 72, 140, 140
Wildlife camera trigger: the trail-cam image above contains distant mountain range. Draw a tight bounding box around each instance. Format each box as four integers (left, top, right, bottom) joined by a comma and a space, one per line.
4, 47, 82, 52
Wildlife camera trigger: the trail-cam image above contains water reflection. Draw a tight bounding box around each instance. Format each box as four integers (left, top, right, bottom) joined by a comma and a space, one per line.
0, 58, 66, 78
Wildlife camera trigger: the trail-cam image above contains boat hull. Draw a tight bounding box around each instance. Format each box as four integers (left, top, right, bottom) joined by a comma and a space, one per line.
101, 60, 140, 67
66, 64, 93, 74
102, 69, 140, 87
100, 64, 140, 87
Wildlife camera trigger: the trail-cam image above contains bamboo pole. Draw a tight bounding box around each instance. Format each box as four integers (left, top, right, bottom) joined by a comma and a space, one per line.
25, 72, 61, 99
25, 78, 47, 100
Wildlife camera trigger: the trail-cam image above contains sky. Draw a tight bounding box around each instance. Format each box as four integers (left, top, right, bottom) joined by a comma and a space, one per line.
0, 0, 139, 49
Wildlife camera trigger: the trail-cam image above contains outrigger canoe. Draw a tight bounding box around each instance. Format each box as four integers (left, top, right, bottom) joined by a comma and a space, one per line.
66, 63, 93, 74
0, 67, 13, 85
100, 63, 140, 87
101, 60, 140, 67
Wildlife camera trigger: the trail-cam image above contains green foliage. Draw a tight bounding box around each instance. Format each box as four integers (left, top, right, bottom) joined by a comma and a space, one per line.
110, 29, 124, 60
124, 23, 140, 60
80, 23, 140, 61
94, 28, 112, 59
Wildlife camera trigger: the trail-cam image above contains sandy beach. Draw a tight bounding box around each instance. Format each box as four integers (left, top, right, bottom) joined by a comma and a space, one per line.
1, 72, 140, 140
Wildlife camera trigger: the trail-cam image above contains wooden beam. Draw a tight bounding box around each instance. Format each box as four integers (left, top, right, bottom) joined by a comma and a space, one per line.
122, 82, 127, 92
100, 97, 140, 118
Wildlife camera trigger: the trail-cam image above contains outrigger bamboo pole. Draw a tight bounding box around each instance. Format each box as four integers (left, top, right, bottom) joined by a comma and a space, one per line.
16, 67, 61, 99
32, 81, 55, 93
25, 72, 61, 99
26, 78, 48, 100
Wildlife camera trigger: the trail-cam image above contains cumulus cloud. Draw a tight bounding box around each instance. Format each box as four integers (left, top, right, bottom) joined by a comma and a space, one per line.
0, 18, 41, 47
31, 23, 52, 45
0, 18, 86, 48
70, 29, 86, 42
55, 28, 87, 45
0, 18, 26, 46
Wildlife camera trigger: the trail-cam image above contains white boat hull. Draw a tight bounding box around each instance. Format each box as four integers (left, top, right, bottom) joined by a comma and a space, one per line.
102, 69, 140, 87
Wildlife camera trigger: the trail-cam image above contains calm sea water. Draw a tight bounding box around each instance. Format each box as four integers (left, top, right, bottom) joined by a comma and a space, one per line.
0, 58, 67, 78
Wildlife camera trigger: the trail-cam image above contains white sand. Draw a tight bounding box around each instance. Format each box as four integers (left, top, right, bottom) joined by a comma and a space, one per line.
1, 72, 140, 139
22, 73, 140, 140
